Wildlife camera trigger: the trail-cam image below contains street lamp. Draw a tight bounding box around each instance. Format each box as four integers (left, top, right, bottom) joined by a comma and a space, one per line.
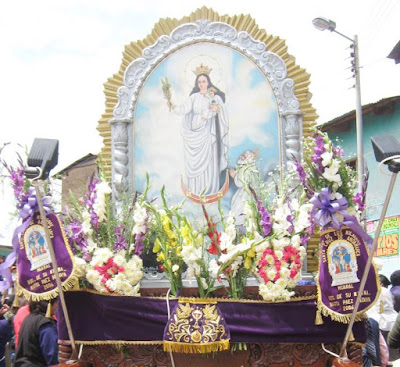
312, 16, 364, 193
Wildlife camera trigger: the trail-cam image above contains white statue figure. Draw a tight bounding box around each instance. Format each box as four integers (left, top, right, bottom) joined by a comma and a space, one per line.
229, 150, 258, 226
168, 64, 229, 196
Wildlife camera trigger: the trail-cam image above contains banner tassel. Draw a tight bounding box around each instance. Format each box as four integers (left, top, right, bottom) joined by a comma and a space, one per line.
315, 307, 324, 325
46, 301, 52, 318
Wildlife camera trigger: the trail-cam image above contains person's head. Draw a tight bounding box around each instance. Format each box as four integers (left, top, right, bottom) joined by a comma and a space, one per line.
208, 87, 217, 98
379, 274, 391, 288
196, 74, 210, 93
391, 270, 400, 286
191, 73, 225, 102
29, 298, 59, 316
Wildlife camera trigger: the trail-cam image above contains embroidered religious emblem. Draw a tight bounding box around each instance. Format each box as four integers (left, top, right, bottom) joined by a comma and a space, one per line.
24, 225, 52, 271
163, 299, 230, 353
327, 240, 359, 287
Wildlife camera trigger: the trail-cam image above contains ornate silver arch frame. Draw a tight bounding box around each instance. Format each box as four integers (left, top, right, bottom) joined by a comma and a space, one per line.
109, 20, 303, 202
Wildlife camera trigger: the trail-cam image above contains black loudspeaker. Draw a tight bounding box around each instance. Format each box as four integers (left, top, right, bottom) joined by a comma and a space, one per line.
371, 136, 400, 173
26, 138, 59, 180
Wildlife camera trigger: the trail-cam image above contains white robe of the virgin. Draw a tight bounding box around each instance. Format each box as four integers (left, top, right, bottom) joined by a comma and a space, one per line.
173, 93, 229, 195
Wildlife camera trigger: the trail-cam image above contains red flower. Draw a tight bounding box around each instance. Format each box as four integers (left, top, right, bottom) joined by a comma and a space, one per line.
202, 204, 221, 256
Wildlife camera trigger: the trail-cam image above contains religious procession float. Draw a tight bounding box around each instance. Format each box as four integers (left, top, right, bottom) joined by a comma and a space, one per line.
0, 7, 384, 367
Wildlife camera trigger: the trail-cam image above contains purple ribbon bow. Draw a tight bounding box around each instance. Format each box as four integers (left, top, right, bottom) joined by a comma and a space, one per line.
310, 187, 372, 247
310, 187, 348, 229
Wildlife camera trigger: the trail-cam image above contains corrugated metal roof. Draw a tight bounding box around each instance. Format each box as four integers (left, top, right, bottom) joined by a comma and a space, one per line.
321, 95, 400, 131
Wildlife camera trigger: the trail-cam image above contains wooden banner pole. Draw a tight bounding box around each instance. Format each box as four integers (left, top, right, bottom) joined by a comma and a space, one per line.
33, 180, 78, 360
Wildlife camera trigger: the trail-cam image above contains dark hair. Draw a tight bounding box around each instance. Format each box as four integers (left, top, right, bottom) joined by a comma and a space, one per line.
190, 74, 225, 103
29, 298, 58, 315
379, 274, 391, 288
391, 270, 400, 286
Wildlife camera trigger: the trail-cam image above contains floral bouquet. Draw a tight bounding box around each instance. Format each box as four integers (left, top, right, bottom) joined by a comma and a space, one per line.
1, 154, 54, 220
294, 130, 367, 232
63, 171, 146, 296
244, 169, 314, 301
205, 206, 254, 299
146, 194, 185, 296
145, 188, 222, 297
201, 165, 314, 301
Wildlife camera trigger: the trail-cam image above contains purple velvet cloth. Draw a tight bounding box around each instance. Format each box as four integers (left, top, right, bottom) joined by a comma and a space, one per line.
58, 291, 367, 344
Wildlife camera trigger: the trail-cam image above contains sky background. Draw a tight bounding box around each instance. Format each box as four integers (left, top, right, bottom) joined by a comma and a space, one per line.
1, 0, 399, 243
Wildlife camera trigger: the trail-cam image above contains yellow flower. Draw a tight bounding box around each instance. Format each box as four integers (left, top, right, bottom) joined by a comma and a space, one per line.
195, 234, 203, 247
162, 215, 172, 231
153, 238, 161, 253
180, 224, 192, 241
156, 252, 165, 262
244, 256, 252, 270
247, 248, 255, 258
165, 229, 176, 241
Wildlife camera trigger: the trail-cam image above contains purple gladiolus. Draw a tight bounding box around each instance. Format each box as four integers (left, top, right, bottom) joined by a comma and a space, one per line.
113, 226, 128, 252
134, 231, 147, 256
249, 186, 272, 237
352, 192, 365, 211
332, 144, 344, 158
300, 233, 310, 246
258, 203, 272, 237
82, 252, 92, 262
312, 134, 326, 172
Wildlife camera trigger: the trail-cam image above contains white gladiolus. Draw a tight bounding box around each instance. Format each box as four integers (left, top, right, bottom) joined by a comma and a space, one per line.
321, 151, 333, 167
74, 256, 87, 278
172, 264, 180, 273
81, 211, 93, 235
208, 259, 220, 279
322, 160, 342, 187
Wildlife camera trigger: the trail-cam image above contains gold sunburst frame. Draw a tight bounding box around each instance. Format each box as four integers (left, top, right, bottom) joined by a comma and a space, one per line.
97, 7, 318, 180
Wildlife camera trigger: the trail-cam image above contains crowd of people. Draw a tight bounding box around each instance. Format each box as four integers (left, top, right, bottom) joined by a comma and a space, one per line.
0, 294, 59, 367
364, 270, 400, 367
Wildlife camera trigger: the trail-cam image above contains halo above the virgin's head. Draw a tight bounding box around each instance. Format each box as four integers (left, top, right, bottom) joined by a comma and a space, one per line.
184, 54, 223, 89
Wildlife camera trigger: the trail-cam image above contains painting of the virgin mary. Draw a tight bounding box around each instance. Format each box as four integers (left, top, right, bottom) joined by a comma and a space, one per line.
134, 43, 279, 214
167, 64, 229, 197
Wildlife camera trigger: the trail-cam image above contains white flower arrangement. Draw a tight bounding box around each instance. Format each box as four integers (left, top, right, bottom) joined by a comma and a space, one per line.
85, 248, 142, 296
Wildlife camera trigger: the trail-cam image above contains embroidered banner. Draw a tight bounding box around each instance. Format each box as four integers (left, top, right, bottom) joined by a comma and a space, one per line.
58, 291, 368, 344
17, 211, 78, 300
163, 298, 230, 353
316, 226, 379, 324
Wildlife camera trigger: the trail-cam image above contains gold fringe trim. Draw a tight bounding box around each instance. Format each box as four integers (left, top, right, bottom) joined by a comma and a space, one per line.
318, 302, 367, 324
61, 340, 163, 346
17, 274, 80, 302
349, 331, 355, 342
163, 339, 230, 354
70, 288, 316, 304
178, 297, 217, 304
